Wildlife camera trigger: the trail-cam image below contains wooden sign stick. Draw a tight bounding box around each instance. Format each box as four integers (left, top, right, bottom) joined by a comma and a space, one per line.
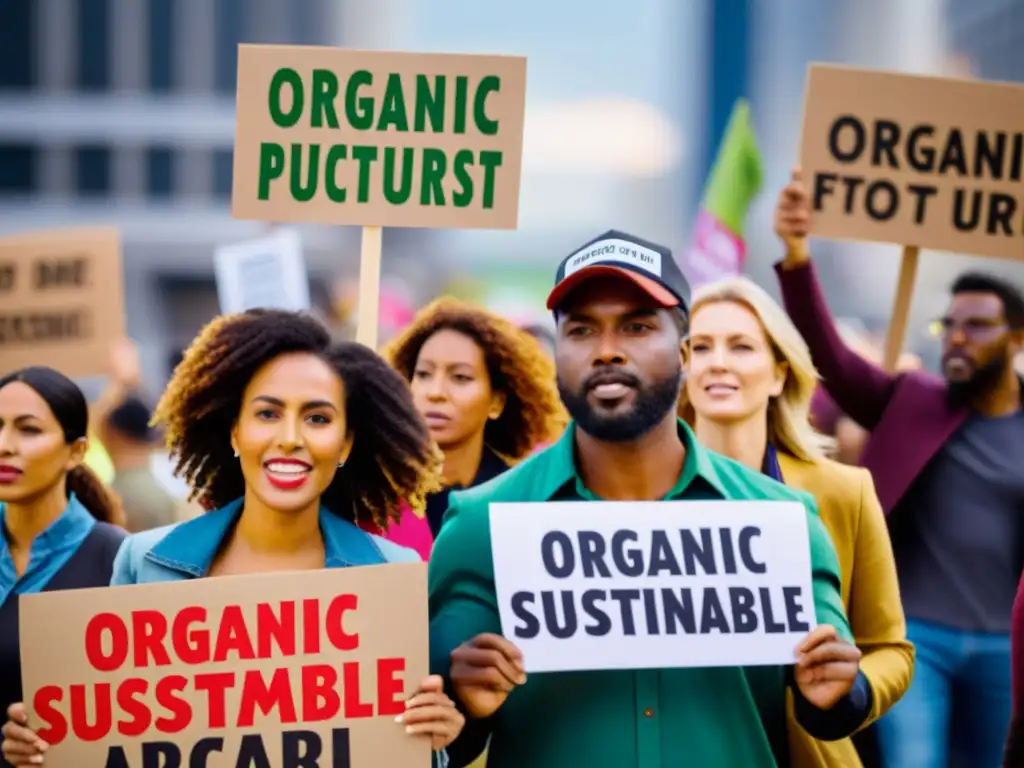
881, 244, 920, 372
355, 225, 383, 349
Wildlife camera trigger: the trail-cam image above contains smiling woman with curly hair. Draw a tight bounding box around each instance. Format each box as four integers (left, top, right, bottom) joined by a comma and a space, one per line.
377, 297, 566, 554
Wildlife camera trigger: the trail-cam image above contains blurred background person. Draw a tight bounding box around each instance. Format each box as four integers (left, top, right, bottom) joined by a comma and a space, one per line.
810, 325, 923, 465
382, 298, 566, 557
680, 276, 912, 768
775, 175, 1024, 768
89, 339, 177, 532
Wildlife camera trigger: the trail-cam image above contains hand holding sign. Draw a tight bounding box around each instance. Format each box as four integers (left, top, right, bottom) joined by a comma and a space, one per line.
1, 702, 46, 766
449, 633, 526, 719
398, 675, 465, 751
775, 168, 812, 266
793, 623, 862, 710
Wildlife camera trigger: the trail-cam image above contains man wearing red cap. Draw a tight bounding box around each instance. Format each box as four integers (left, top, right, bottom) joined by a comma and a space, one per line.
428, 231, 870, 767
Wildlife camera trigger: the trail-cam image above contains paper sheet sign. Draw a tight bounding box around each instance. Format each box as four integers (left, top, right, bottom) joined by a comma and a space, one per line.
19, 563, 429, 768
800, 64, 1024, 260
0, 227, 125, 378
489, 500, 816, 673
232, 44, 527, 230
214, 228, 311, 314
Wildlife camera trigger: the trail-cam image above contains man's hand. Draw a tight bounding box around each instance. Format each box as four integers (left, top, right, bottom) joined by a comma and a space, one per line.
449, 633, 526, 719
794, 624, 862, 710
774, 167, 812, 267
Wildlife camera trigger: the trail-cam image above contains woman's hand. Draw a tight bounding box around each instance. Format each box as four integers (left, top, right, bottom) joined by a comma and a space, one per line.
398, 675, 466, 752
1, 703, 47, 766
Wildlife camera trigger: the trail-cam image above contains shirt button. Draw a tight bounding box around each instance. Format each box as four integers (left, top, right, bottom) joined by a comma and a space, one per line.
643, 707, 654, 718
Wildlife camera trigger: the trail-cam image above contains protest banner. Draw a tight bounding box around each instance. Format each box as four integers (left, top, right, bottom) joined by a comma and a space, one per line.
0, 227, 124, 378
214, 228, 311, 315
20, 563, 428, 768
489, 500, 815, 673
800, 64, 1024, 369
231, 44, 528, 348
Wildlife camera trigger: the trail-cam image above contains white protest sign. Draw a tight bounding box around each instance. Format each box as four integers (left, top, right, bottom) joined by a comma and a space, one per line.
490, 500, 815, 673
214, 228, 310, 314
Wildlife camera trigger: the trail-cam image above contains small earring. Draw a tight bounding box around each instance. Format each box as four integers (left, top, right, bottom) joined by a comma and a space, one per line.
338, 460, 345, 468
233, 449, 238, 458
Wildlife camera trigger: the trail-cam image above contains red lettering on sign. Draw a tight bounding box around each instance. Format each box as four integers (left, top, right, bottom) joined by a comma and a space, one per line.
153, 675, 191, 733
84, 612, 129, 672
376, 658, 406, 716
213, 605, 256, 662
116, 678, 151, 737
325, 594, 359, 651
237, 668, 298, 727
172, 606, 209, 664
132, 610, 171, 667
32, 686, 66, 744
302, 664, 340, 722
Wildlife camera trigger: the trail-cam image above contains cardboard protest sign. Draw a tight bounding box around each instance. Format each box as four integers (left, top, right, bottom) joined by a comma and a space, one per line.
20, 563, 428, 768
0, 228, 124, 378
214, 228, 311, 314
232, 44, 527, 230
800, 64, 1024, 260
490, 501, 815, 673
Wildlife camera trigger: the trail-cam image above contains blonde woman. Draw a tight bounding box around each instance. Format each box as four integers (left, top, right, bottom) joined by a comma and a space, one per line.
679, 276, 913, 768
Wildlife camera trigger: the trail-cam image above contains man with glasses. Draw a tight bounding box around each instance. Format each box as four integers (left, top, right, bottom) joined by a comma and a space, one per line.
772, 169, 1024, 768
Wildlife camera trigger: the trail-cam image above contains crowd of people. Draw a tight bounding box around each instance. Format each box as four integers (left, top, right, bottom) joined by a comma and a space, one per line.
1, 172, 1022, 767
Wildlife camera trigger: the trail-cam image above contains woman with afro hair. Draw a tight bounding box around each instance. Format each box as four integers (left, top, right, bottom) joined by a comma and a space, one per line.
1, 309, 465, 767
378, 298, 566, 558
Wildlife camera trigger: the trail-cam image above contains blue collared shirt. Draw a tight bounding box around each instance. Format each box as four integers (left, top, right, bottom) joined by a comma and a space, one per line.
110, 497, 419, 584
0, 494, 95, 602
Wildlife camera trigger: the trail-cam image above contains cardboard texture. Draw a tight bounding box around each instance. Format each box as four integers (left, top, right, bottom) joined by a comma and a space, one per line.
0, 228, 125, 378
232, 44, 527, 230
20, 562, 430, 767
800, 64, 1024, 260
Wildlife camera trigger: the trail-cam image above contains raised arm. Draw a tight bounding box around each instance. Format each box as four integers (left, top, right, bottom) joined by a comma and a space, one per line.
772, 169, 898, 431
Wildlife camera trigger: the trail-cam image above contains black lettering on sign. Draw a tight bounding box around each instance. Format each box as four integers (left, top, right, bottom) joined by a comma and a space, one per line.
510, 591, 540, 638
0, 310, 91, 344
953, 189, 1021, 236
783, 586, 811, 632
102, 729, 348, 768
0, 264, 15, 292
33, 255, 89, 290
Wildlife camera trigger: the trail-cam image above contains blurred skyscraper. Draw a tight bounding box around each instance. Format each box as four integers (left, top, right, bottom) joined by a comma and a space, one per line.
0, 0, 443, 382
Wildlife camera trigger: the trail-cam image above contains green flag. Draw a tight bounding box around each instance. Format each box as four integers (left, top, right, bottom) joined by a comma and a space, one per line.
687, 100, 764, 283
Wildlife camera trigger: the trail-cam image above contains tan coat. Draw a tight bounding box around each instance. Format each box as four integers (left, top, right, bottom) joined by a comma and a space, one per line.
779, 453, 914, 768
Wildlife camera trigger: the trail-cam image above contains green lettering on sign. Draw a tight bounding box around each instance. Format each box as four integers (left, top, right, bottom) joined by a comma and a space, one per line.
479, 150, 503, 209
269, 68, 304, 128
451, 149, 475, 208
345, 70, 375, 131
258, 142, 285, 199
414, 75, 446, 133
310, 70, 340, 128
420, 148, 447, 206
325, 145, 347, 202
453, 76, 469, 134
352, 145, 379, 203
383, 147, 414, 205
473, 76, 500, 135
290, 143, 319, 202
377, 74, 410, 132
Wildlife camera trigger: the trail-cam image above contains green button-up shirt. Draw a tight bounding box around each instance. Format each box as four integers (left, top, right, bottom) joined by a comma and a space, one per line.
428, 420, 852, 768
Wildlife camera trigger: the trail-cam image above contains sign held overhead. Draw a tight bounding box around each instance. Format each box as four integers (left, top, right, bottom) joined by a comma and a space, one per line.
232, 44, 528, 230
0, 227, 124, 378
800, 64, 1024, 260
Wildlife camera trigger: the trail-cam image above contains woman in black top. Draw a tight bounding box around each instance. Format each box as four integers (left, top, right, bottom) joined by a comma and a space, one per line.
0, 367, 124, 768
385, 298, 566, 538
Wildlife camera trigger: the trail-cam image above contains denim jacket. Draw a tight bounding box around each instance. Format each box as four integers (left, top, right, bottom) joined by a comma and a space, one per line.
109, 498, 447, 767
